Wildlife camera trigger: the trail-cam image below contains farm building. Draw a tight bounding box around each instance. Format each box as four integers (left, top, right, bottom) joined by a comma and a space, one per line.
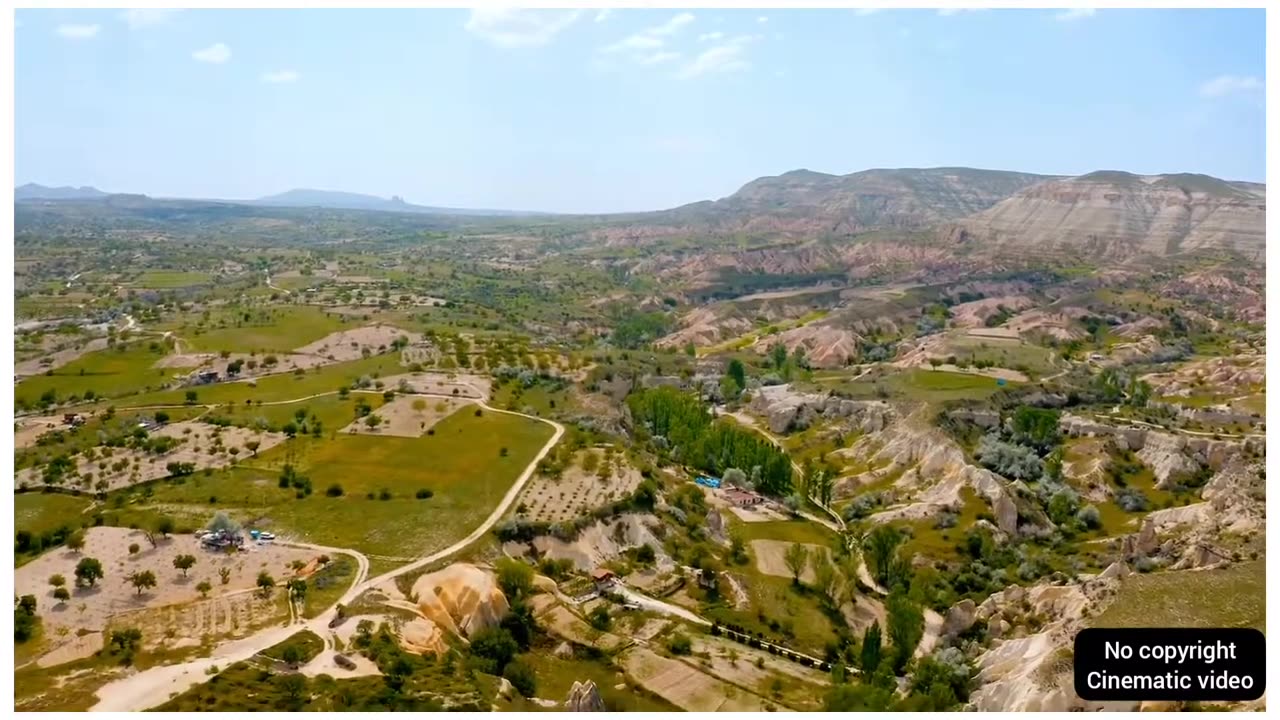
591, 568, 616, 589
723, 488, 763, 507
62, 413, 86, 427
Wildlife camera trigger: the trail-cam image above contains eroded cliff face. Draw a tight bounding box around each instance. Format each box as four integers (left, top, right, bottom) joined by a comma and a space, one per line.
941, 172, 1265, 260
399, 563, 510, 655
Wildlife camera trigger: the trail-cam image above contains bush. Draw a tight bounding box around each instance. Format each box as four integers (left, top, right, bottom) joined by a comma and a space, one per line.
667, 633, 692, 655
1076, 504, 1101, 529
378, 489, 393, 501
415, 488, 433, 499
502, 658, 537, 697
326, 484, 344, 497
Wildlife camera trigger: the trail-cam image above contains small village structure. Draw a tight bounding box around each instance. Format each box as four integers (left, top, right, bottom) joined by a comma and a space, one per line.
723, 488, 764, 507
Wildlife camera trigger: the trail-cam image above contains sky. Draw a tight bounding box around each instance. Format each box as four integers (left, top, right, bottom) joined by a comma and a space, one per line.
15, 8, 1267, 214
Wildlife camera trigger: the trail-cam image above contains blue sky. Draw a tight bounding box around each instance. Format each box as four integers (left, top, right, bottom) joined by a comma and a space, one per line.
15, 8, 1265, 213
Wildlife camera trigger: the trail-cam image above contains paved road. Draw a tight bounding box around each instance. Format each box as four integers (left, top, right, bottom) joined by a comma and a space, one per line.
90, 396, 563, 712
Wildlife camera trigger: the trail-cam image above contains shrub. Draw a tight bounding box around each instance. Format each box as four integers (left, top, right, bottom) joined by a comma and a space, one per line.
667, 633, 692, 655
326, 484, 344, 497
415, 488, 434, 499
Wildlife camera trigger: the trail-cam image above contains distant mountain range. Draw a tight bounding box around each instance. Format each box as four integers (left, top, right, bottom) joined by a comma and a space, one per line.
16, 183, 110, 201
15, 168, 1265, 260
15, 184, 542, 217
244, 188, 544, 217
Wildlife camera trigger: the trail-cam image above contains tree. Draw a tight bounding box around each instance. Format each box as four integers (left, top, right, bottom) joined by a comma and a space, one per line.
287, 578, 308, 603
726, 358, 747, 393
783, 543, 810, 585
257, 572, 275, 596
469, 626, 519, 675
48, 574, 66, 590
722, 467, 747, 487
863, 525, 910, 591
503, 658, 537, 697
53, 587, 71, 603
811, 551, 840, 606
128, 543, 140, 556
887, 592, 924, 674
196, 580, 212, 598
495, 557, 534, 601
276, 672, 307, 707
281, 643, 305, 667
636, 543, 657, 564
246, 440, 261, 457
74, 557, 104, 587
155, 411, 170, 424
185, 390, 198, 405
15, 595, 39, 643
219, 567, 232, 585
128, 570, 157, 595
860, 622, 883, 674
173, 554, 197, 577
729, 529, 748, 564
588, 605, 612, 631
771, 343, 788, 370
66, 530, 85, 554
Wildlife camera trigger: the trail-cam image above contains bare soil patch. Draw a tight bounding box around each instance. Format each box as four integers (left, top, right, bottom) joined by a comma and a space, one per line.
15, 414, 79, 449
620, 646, 765, 712
15, 338, 109, 379
293, 325, 421, 362
749, 540, 829, 584
16, 422, 287, 492
517, 450, 643, 523
342, 395, 470, 438
16, 527, 318, 664
378, 372, 491, 400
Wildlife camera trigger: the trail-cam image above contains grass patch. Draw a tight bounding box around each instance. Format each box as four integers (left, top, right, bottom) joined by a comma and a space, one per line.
302, 555, 358, 618
260, 630, 325, 664
182, 306, 348, 353
119, 353, 405, 407
1091, 561, 1264, 630
136, 271, 213, 289
16, 342, 174, 407
229, 410, 554, 556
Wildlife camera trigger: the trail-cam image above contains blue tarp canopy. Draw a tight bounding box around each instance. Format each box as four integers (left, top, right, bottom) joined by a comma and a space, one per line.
695, 476, 721, 488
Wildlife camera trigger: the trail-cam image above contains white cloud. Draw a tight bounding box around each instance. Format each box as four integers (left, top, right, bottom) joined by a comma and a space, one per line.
594, 9, 610, 23
677, 34, 756, 79
638, 51, 680, 66
602, 34, 663, 53
938, 8, 984, 16
698, 31, 723, 42
853, 8, 881, 15
56, 24, 100, 39
757, 16, 768, 24
122, 9, 181, 29
650, 12, 695, 37
193, 42, 231, 64
1054, 8, 1096, 22
1199, 74, 1263, 98
261, 69, 300, 84
599, 12, 696, 67
464, 9, 581, 49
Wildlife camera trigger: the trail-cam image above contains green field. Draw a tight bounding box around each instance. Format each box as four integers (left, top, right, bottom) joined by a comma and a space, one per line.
734, 518, 838, 546
16, 342, 174, 407
1091, 561, 1264, 630
136, 271, 214, 288
205, 393, 387, 433
811, 368, 1008, 404
133, 409, 555, 557
119, 353, 406, 407
183, 306, 348, 353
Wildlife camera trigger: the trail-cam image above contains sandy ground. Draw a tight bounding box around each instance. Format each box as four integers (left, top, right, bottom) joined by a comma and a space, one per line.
689, 634, 830, 689
293, 325, 422, 362
15, 337, 110, 378
539, 605, 629, 652
378, 372, 492, 400
840, 594, 887, 637
16, 422, 287, 492
749, 540, 830, 584
299, 648, 382, 679
16, 527, 319, 664
15, 414, 82, 449
620, 646, 766, 712
342, 395, 470, 438
948, 296, 1036, 329
913, 608, 945, 659
518, 450, 643, 523
155, 352, 331, 379
963, 327, 1022, 340
727, 503, 791, 523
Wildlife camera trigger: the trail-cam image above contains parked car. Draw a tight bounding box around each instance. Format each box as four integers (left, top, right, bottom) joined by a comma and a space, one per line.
334, 654, 357, 670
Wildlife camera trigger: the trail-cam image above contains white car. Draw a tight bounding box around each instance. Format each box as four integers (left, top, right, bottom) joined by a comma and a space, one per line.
259, 532, 276, 541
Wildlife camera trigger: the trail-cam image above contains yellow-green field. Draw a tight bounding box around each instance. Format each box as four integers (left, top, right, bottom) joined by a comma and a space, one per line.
1091, 561, 1264, 630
